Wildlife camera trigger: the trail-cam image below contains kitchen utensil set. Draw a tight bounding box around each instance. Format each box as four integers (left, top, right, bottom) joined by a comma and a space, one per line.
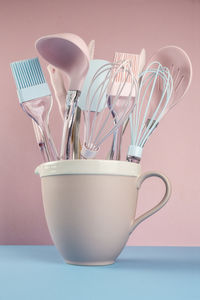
10, 33, 192, 163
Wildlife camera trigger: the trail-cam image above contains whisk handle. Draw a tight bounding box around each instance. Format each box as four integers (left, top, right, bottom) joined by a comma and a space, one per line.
129, 171, 171, 234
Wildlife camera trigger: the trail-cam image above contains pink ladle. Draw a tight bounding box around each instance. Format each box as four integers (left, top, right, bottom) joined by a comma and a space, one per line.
35, 33, 90, 159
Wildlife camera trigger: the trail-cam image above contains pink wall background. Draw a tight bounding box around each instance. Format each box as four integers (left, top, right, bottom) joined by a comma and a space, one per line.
0, 0, 199, 245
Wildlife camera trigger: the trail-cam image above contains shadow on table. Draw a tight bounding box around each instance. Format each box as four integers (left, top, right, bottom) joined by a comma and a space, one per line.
113, 257, 200, 272
4, 246, 200, 269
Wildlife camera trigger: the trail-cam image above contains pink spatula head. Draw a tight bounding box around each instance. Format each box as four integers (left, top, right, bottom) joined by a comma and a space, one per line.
35, 33, 90, 91
149, 45, 192, 110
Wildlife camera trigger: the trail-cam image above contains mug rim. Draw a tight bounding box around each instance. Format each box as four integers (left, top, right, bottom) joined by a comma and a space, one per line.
35, 159, 141, 178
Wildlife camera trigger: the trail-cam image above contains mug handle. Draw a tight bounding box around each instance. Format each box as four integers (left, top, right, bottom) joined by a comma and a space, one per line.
129, 171, 172, 235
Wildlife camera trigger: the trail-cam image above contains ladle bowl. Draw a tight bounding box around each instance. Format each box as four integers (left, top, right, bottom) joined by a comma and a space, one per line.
35, 33, 90, 90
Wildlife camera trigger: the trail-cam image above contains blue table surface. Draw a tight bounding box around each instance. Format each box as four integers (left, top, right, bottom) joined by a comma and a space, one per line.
0, 246, 199, 300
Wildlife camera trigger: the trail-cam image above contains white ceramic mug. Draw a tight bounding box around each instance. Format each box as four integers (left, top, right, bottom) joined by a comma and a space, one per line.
35, 160, 171, 266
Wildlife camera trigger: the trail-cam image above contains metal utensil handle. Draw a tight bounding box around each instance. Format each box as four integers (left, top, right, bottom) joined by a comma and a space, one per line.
60, 91, 81, 160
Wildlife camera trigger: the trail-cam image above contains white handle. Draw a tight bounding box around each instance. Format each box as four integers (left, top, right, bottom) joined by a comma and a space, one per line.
129, 171, 172, 234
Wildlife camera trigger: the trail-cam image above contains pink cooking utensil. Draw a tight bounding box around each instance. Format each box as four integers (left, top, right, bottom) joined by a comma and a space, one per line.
35, 33, 90, 159
149, 45, 192, 113
47, 65, 68, 120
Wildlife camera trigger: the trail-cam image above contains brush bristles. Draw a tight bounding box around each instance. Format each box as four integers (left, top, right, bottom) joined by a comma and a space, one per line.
114, 52, 140, 79
10, 57, 46, 89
